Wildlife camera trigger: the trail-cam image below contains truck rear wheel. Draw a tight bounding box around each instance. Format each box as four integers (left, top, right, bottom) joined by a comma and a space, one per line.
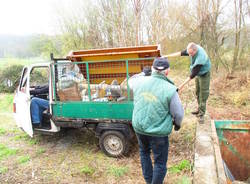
99, 130, 130, 157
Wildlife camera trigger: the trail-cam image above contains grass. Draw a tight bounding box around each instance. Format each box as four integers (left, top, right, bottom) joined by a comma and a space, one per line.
182, 123, 196, 144
108, 165, 129, 178
0, 93, 14, 112
0, 144, 18, 161
12, 134, 30, 141
169, 160, 192, 174
28, 138, 39, 145
0, 127, 7, 135
9, 128, 22, 134
177, 175, 192, 184
0, 167, 8, 174
36, 148, 46, 155
170, 57, 190, 71
0, 113, 17, 137
12, 133, 39, 145
17, 155, 30, 164
80, 166, 95, 175
227, 90, 250, 107
0, 57, 46, 69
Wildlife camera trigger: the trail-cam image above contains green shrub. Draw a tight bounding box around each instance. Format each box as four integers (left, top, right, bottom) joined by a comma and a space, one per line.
30, 70, 48, 86
0, 167, 8, 174
80, 166, 95, 175
0, 94, 13, 112
108, 166, 129, 177
18, 156, 30, 164
0, 65, 24, 93
0, 144, 18, 161
0, 128, 7, 135
169, 160, 191, 174
36, 148, 46, 155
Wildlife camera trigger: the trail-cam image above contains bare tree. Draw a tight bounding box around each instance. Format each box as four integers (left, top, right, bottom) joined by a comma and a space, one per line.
231, 0, 243, 74
52, 0, 249, 72
131, 0, 147, 45
197, 0, 210, 47
207, 0, 225, 72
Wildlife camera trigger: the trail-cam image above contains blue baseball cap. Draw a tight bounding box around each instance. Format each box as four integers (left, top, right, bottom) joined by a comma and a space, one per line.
153, 57, 170, 71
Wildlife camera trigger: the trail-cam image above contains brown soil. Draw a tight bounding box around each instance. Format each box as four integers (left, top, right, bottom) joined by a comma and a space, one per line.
208, 71, 250, 120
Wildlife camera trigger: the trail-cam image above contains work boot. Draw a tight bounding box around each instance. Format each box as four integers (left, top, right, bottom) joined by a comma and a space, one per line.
191, 110, 199, 115
33, 123, 42, 129
199, 116, 205, 124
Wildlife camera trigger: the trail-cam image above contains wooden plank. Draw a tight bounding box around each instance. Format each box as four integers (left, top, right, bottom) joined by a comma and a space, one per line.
70, 50, 159, 59
71, 45, 159, 55
80, 53, 139, 61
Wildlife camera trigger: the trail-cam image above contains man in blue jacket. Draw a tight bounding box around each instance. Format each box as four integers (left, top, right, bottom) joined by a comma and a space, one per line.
132, 57, 184, 184
164, 42, 211, 124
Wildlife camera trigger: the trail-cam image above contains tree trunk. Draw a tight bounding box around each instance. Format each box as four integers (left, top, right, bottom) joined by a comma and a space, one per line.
231, 0, 242, 74
132, 0, 147, 46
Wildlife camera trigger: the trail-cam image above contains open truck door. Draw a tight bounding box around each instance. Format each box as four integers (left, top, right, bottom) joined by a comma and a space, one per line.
13, 67, 33, 137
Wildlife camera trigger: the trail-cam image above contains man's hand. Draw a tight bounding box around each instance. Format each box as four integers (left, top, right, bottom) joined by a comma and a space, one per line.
174, 124, 180, 131
173, 121, 181, 131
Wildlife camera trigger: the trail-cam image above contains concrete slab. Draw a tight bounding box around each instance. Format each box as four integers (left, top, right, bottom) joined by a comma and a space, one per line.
193, 115, 219, 184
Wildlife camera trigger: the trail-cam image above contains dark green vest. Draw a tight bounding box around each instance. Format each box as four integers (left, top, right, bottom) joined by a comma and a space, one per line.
190, 45, 211, 75
132, 72, 177, 136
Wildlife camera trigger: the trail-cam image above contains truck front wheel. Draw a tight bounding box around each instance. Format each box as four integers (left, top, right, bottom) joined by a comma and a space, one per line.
99, 130, 130, 157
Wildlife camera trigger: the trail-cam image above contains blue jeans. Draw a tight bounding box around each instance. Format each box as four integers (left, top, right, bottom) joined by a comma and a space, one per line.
136, 133, 169, 184
30, 97, 49, 124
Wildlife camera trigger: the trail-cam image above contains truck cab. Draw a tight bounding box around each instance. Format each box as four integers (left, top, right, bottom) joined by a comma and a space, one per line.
13, 63, 60, 137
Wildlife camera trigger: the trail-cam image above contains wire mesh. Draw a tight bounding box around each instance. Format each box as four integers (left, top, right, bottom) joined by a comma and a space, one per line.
53, 58, 154, 103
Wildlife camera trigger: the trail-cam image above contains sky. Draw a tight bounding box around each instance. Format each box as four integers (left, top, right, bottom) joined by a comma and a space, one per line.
0, 0, 248, 36
0, 0, 60, 35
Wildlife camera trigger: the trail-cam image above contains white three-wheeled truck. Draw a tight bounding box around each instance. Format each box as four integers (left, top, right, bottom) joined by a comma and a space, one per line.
13, 45, 161, 157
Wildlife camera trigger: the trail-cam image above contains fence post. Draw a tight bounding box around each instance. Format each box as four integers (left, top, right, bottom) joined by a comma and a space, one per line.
125, 60, 130, 101
86, 62, 91, 101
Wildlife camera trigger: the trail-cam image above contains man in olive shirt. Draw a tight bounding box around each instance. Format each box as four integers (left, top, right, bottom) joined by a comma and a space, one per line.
164, 42, 211, 124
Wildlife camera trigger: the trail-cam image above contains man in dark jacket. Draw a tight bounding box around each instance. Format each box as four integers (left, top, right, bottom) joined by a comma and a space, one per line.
163, 42, 211, 124
132, 58, 184, 184
30, 85, 49, 128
